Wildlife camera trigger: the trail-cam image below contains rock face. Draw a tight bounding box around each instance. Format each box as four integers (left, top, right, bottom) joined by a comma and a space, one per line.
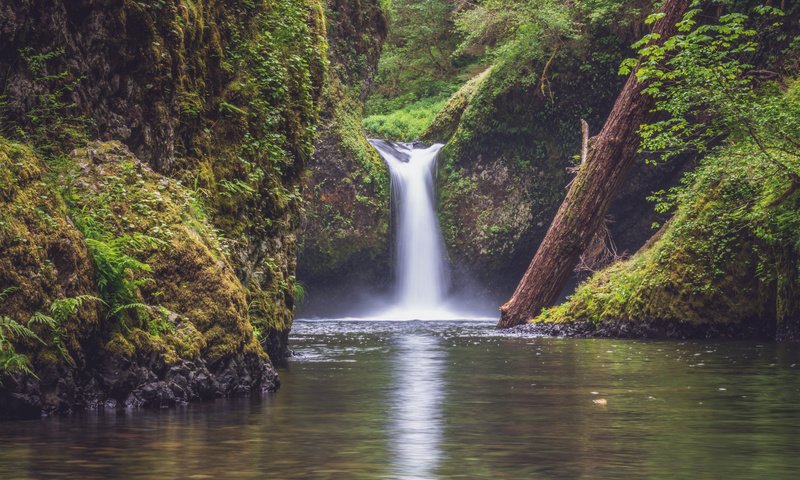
297, 0, 390, 311
422, 23, 690, 300
0, 0, 328, 417
424, 28, 633, 298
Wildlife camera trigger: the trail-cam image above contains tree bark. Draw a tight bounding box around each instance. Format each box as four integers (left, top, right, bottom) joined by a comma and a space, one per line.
498, 0, 691, 328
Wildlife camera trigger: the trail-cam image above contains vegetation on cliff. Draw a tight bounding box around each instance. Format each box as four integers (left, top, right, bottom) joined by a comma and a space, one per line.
0, 0, 329, 415
431, 0, 656, 293
533, 4, 800, 340
297, 0, 391, 296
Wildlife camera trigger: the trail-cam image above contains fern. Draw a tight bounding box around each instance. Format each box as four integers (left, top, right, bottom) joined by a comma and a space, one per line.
1, 284, 101, 375
72, 201, 164, 328
49, 295, 101, 321
1, 315, 41, 343
83, 234, 160, 325
0, 287, 19, 302
109, 302, 150, 319
292, 281, 306, 305
0, 315, 37, 377
42, 295, 101, 363
1, 352, 35, 376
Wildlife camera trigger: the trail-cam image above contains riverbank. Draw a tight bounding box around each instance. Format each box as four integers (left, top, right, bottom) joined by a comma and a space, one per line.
519, 318, 776, 341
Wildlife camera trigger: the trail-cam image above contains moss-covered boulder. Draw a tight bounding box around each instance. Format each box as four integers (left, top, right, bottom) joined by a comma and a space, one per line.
532, 142, 800, 341
0, 0, 329, 358
65, 140, 270, 374
298, 0, 390, 305
1, 140, 280, 417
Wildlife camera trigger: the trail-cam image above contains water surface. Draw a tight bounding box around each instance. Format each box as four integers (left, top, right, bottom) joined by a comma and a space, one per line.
1, 319, 799, 479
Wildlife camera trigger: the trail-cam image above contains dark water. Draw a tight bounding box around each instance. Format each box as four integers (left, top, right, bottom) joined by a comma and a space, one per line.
2, 319, 799, 479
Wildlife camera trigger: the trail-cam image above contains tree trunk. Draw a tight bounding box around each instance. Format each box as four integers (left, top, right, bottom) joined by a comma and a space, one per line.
498, 0, 691, 328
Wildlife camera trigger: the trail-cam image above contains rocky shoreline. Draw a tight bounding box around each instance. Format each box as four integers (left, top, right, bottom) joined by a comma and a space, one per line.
1, 350, 278, 420
515, 318, 778, 341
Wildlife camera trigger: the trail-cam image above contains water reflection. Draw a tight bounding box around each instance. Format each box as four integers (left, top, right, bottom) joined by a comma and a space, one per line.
1, 320, 799, 479
391, 334, 445, 479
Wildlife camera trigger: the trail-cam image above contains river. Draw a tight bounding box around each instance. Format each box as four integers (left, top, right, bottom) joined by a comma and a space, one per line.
1, 319, 799, 479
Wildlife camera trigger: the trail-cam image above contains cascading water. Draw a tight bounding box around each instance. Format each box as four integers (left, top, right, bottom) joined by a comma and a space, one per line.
370, 140, 463, 320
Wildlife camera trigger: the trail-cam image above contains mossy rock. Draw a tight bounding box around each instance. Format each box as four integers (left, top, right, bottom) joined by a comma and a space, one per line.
535, 142, 800, 340
1, 140, 281, 417
63, 141, 264, 365
432, 35, 630, 295
421, 67, 493, 144
0, 138, 100, 369
298, 0, 390, 293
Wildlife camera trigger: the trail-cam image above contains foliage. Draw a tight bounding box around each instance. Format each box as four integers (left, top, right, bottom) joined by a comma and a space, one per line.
0, 48, 90, 154
1, 288, 99, 376
0, 288, 36, 376
0, 314, 37, 377
83, 235, 157, 326
367, 0, 464, 110
537, 138, 799, 327
364, 0, 650, 140
293, 281, 306, 306
634, 3, 800, 178
454, 0, 576, 65
536, 3, 800, 330
363, 96, 448, 141
29, 295, 101, 364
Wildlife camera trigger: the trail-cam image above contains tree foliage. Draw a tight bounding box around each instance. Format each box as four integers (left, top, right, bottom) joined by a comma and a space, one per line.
634, 3, 800, 178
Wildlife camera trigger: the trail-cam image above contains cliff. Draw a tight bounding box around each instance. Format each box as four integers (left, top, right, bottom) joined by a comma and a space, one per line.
0, 0, 327, 417
297, 0, 390, 314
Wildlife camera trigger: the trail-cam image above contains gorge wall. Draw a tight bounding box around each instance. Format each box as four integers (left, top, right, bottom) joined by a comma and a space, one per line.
296, 0, 390, 315
0, 0, 328, 417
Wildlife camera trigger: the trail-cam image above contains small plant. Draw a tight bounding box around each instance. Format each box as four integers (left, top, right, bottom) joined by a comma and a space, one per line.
72, 209, 162, 327
1, 288, 100, 376
0, 287, 36, 376
84, 234, 160, 327
292, 281, 306, 306
0, 47, 91, 154
0, 315, 38, 376
147, 306, 175, 337
28, 295, 101, 364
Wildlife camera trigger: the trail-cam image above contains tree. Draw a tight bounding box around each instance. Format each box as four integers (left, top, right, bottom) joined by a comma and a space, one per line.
498, 0, 691, 328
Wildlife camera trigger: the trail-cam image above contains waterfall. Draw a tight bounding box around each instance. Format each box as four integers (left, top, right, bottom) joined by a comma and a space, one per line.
370, 140, 460, 320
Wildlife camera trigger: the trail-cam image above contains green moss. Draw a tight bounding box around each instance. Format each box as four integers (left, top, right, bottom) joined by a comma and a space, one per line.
536, 142, 799, 330
421, 67, 493, 144
0, 138, 99, 370
62, 141, 264, 362
297, 0, 390, 286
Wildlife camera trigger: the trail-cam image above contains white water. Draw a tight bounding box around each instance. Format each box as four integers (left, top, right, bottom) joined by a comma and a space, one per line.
369, 140, 475, 320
